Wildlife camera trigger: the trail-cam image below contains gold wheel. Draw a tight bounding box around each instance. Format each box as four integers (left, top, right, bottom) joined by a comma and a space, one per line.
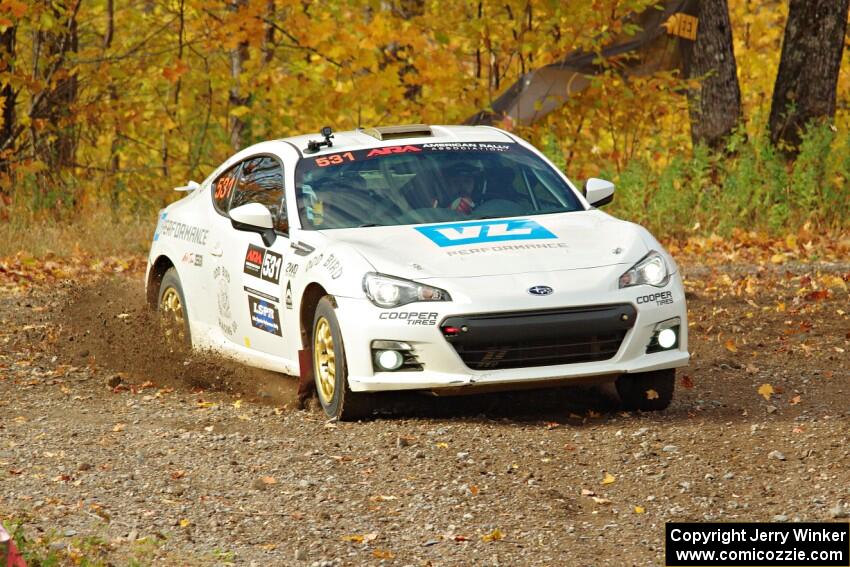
314, 316, 336, 405
160, 286, 186, 343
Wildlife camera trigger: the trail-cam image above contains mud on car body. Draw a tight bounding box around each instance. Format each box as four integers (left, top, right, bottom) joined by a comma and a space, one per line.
146, 124, 689, 420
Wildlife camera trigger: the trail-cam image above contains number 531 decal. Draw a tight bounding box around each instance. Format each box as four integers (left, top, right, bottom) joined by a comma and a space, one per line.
315, 152, 355, 167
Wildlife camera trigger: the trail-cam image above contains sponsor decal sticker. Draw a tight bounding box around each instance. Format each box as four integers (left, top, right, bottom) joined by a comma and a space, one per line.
636, 290, 674, 306
447, 242, 569, 256
415, 219, 557, 248
379, 311, 438, 326
243, 286, 278, 303
213, 266, 237, 335
291, 241, 315, 257
366, 145, 421, 158
249, 295, 282, 336
181, 252, 203, 267
285, 281, 293, 309
156, 217, 209, 245
243, 244, 283, 284
421, 142, 511, 152
244, 244, 264, 277
305, 253, 323, 272
323, 254, 342, 279
285, 262, 299, 278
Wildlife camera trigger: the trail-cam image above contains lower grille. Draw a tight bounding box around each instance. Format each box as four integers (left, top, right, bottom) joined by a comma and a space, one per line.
441, 304, 635, 371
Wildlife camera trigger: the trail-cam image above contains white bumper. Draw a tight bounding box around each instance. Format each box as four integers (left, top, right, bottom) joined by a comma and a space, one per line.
334, 267, 689, 393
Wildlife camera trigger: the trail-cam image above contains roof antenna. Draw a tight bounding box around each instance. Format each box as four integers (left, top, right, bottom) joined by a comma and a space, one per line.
305, 126, 334, 153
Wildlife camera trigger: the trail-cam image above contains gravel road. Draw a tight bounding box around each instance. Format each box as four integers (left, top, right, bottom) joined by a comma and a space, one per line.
1, 262, 848, 566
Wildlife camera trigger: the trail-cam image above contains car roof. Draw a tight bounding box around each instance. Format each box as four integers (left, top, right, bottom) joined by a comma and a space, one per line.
280, 125, 516, 156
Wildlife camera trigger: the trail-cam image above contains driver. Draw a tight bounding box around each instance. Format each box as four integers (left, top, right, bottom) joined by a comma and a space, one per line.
444, 162, 480, 215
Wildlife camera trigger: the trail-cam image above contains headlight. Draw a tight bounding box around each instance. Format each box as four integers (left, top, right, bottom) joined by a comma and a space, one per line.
363, 273, 451, 308
619, 251, 669, 288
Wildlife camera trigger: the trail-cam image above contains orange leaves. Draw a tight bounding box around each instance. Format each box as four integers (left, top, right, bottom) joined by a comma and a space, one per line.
680, 375, 694, 389
162, 61, 189, 84
0, 0, 28, 20
724, 339, 738, 353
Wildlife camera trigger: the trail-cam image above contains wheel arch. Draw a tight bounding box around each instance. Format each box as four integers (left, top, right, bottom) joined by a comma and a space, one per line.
147, 255, 175, 308
299, 282, 333, 348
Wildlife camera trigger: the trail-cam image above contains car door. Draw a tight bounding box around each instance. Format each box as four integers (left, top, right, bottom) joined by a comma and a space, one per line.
204, 161, 247, 346
222, 155, 298, 363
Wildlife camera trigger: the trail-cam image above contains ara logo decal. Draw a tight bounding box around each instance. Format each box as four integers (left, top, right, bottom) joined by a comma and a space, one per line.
415, 219, 557, 247
366, 145, 422, 158
243, 244, 283, 284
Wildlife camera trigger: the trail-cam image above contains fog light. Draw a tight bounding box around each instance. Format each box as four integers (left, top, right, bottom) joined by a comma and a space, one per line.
657, 328, 677, 349
376, 349, 404, 370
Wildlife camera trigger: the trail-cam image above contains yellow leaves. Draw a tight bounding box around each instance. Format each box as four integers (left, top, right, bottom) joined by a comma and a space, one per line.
645, 389, 659, 400
372, 549, 395, 559
601, 472, 616, 485
435, 442, 448, 449
179, 518, 191, 528
342, 532, 378, 544
229, 105, 251, 118
820, 274, 847, 291
482, 528, 504, 542
724, 339, 738, 353
369, 494, 397, 502
634, 505, 646, 514
757, 383, 774, 401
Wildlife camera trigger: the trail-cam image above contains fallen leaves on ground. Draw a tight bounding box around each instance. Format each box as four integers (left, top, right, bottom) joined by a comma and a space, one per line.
758, 383, 775, 401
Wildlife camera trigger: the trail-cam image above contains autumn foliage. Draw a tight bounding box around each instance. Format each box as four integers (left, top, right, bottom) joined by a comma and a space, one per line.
0, 0, 848, 244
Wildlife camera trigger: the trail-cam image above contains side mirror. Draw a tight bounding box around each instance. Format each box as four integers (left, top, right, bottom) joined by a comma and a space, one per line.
584, 178, 615, 207
230, 203, 276, 246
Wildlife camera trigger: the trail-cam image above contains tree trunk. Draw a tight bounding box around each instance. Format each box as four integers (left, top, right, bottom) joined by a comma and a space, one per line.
768, 0, 850, 154
31, 1, 80, 176
229, 0, 249, 151
262, 0, 275, 63
0, 24, 16, 184
685, 0, 742, 150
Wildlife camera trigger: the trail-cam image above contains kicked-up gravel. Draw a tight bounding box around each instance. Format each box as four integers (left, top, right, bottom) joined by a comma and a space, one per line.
1, 262, 848, 566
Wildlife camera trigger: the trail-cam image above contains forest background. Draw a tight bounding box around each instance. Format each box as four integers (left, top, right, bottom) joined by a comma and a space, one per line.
0, 0, 849, 259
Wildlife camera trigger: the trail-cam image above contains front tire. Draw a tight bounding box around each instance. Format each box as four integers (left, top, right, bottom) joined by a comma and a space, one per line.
312, 297, 373, 421
158, 267, 192, 348
615, 369, 675, 411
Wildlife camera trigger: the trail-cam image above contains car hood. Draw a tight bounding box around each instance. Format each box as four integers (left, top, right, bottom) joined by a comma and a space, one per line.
318, 211, 648, 279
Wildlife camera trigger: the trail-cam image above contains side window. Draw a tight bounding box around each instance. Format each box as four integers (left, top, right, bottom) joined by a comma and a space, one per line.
231, 156, 287, 232
212, 163, 241, 214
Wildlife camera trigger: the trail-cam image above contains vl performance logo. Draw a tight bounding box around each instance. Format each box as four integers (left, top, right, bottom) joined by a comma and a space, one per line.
415, 219, 556, 248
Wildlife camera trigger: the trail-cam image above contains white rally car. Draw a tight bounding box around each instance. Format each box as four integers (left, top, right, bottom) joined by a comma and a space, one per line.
146, 124, 688, 419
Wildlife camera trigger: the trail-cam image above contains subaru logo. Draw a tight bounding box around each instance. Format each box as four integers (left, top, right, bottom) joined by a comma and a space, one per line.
528, 285, 553, 296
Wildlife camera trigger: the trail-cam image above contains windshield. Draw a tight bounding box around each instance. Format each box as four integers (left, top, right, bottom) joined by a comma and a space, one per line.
295, 142, 583, 229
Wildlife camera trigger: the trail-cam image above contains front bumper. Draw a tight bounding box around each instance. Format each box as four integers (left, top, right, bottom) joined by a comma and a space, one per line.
335, 269, 689, 393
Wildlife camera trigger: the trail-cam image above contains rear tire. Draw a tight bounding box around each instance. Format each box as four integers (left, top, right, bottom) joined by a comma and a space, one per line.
312, 297, 374, 421
615, 369, 675, 411
158, 267, 192, 348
